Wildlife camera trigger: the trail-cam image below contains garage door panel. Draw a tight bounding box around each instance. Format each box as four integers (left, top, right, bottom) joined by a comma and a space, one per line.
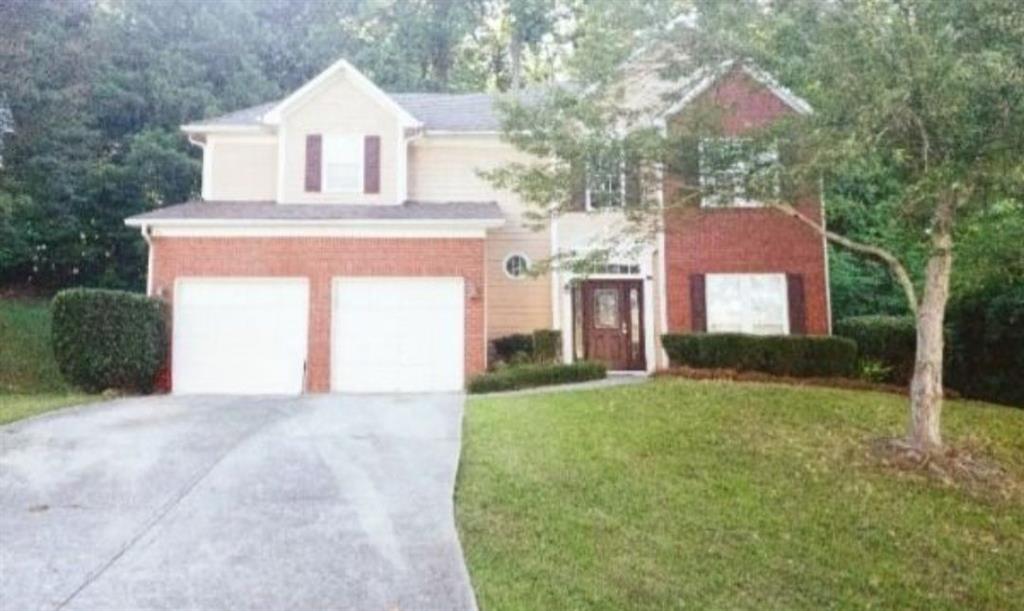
332, 278, 464, 393
173, 279, 309, 395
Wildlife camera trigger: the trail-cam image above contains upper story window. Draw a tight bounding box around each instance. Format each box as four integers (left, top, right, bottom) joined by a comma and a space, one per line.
585, 147, 625, 210
699, 137, 778, 208
323, 135, 363, 193
582, 144, 648, 211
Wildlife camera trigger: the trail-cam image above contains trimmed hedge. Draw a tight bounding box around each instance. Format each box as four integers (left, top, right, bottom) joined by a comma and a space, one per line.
946, 282, 1024, 407
834, 315, 916, 384
661, 333, 857, 378
490, 329, 563, 365
468, 361, 606, 394
51, 289, 167, 393
532, 329, 562, 363
492, 333, 534, 362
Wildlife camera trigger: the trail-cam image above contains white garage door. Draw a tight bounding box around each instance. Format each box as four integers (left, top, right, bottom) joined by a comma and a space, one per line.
173, 278, 309, 394
332, 277, 464, 393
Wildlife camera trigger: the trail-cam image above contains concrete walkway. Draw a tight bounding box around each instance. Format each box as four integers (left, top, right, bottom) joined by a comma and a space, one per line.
0, 394, 475, 611
477, 373, 648, 397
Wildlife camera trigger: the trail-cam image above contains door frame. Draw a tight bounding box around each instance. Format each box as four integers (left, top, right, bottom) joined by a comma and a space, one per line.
576, 279, 647, 371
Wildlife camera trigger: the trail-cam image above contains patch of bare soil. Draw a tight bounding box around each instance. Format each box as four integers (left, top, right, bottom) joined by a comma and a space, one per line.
869, 437, 1021, 501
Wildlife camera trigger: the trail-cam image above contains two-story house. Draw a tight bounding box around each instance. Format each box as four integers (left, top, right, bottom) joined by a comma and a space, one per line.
125, 56, 829, 395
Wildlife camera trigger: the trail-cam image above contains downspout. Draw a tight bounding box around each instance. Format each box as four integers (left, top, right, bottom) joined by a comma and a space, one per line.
140, 224, 154, 297
186, 133, 210, 201
820, 177, 833, 334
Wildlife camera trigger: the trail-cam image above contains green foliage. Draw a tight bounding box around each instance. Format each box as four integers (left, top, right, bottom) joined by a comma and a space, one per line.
531, 329, 561, 363
491, 333, 534, 363
946, 282, 1024, 408
0, 299, 71, 393
491, 329, 563, 365
468, 361, 606, 393
834, 315, 917, 385
51, 289, 167, 393
661, 333, 857, 378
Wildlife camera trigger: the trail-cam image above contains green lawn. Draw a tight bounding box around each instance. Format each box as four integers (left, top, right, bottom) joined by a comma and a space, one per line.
0, 298, 69, 393
0, 393, 96, 426
456, 378, 1024, 610
0, 298, 95, 424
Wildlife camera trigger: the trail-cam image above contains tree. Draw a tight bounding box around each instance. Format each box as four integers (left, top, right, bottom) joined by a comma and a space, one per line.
490, 0, 1024, 451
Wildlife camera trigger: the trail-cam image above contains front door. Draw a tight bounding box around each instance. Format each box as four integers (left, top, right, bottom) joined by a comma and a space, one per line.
580, 280, 645, 371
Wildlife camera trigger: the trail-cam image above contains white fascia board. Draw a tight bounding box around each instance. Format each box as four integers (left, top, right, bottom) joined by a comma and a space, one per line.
657, 60, 813, 121
181, 124, 269, 135
262, 58, 423, 128
740, 65, 814, 115
422, 130, 503, 137
125, 217, 505, 239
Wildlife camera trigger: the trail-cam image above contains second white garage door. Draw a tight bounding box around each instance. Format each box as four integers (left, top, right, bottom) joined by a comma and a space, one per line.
332, 277, 465, 393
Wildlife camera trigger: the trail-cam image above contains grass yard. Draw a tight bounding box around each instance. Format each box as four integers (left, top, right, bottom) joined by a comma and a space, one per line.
0, 393, 96, 426
0, 298, 94, 424
0, 298, 69, 393
456, 378, 1024, 610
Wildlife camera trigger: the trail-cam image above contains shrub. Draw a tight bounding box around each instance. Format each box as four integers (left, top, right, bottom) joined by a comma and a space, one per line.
946, 282, 1024, 407
661, 333, 857, 378
492, 333, 534, 362
51, 288, 167, 393
468, 361, 606, 394
532, 329, 562, 363
834, 315, 917, 384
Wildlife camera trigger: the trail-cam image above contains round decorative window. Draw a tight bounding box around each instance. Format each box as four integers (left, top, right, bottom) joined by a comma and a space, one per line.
503, 253, 531, 279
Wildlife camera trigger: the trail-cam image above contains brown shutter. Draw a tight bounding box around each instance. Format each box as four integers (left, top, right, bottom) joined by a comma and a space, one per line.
787, 273, 807, 335
305, 134, 322, 192
690, 273, 707, 332
364, 135, 380, 194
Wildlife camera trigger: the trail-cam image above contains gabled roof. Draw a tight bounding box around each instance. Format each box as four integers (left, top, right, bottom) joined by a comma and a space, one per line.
185, 91, 518, 134
261, 58, 421, 128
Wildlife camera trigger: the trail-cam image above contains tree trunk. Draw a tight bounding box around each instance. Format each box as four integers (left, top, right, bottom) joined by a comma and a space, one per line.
907, 199, 955, 450
509, 33, 523, 90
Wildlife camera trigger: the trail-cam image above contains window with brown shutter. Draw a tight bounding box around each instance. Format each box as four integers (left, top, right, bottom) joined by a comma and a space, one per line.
364, 135, 380, 194
786, 273, 807, 335
690, 273, 707, 332
305, 134, 322, 192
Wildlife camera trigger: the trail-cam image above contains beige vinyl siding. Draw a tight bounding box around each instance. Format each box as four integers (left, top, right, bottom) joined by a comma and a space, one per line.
280, 74, 400, 204
207, 136, 277, 201
410, 137, 551, 339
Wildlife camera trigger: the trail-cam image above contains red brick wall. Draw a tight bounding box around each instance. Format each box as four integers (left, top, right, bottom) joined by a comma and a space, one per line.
150, 236, 486, 392
664, 68, 830, 335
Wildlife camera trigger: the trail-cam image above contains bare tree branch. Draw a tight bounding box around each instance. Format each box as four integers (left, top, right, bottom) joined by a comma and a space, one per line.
767, 201, 919, 315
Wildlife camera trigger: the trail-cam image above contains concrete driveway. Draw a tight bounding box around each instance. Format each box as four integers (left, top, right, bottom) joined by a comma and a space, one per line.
0, 394, 476, 611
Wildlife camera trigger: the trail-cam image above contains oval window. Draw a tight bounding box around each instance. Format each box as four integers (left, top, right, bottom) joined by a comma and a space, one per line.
504, 253, 531, 279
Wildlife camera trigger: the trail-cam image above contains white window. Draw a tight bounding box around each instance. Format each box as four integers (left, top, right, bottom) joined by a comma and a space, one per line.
323, 135, 363, 193
504, 253, 531, 279
585, 147, 625, 210
706, 273, 789, 335
699, 138, 778, 207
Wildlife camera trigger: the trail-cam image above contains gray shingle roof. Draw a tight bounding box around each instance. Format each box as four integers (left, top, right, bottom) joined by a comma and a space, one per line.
188, 91, 538, 132
126, 200, 504, 223
388, 93, 502, 132
190, 101, 279, 127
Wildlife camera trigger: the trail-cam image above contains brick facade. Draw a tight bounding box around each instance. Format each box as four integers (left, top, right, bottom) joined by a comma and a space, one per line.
664, 68, 830, 335
150, 236, 486, 392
